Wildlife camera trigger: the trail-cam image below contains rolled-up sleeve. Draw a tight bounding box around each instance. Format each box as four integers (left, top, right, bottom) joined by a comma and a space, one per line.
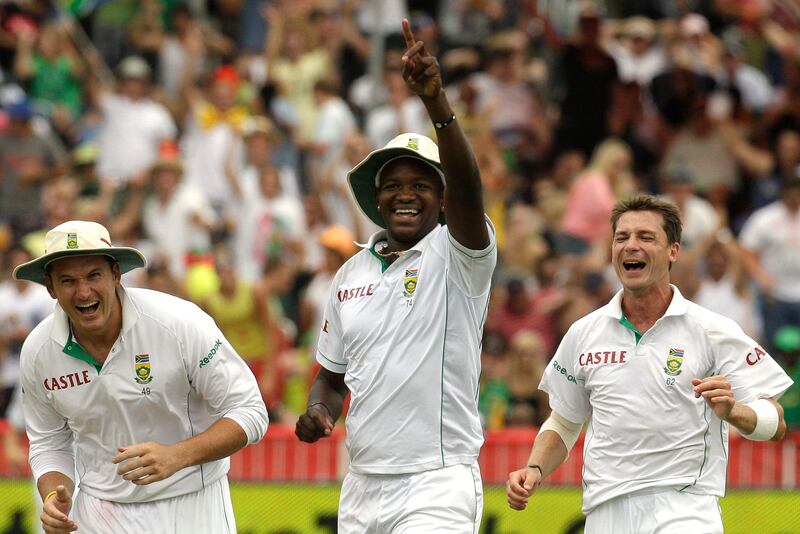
184, 309, 269, 445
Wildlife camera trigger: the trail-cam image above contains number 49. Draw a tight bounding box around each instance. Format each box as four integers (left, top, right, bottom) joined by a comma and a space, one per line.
141, 387, 151, 395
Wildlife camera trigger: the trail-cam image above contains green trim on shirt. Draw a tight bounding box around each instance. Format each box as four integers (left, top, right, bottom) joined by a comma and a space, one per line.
440, 276, 449, 467
619, 314, 643, 344
63, 329, 102, 373
368, 244, 390, 273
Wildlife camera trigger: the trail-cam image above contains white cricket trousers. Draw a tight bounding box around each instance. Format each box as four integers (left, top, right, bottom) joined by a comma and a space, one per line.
338, 461, 483, 534
585, 488, 723, 534
71, 476, 236, 534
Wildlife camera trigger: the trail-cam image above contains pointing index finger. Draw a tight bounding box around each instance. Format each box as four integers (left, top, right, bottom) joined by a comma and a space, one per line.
402, 18, 415, 48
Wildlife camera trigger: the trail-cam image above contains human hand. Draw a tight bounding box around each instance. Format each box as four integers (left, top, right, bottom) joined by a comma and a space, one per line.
295, 404, 334, 443
41, 485, 77, 533
113, 442, 186, 485
506, 466, 542, 510
401, 19, 441, 99
692, 375, 736, 420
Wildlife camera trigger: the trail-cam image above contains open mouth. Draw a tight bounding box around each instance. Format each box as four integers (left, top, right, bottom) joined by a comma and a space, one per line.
623, 260, 646, 272
76, 302, 100, 315
393, 208, 420, 220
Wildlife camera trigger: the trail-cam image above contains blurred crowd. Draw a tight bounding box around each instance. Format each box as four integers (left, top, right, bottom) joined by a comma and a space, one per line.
0, 0, 799, 434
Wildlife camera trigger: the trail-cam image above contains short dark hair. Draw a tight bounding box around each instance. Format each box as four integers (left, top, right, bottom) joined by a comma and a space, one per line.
610, 195, 682, 245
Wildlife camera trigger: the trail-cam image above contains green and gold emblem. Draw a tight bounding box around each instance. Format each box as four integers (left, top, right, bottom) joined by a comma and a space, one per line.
407, 137, 419, 151
664, 348, 684, 376
134, 354, 153, 384
403, 269, 418, 297
66, 233, 78, 249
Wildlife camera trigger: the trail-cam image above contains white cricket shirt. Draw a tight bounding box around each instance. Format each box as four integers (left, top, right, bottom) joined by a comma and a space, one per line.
738, 200, 800, 302
20, 287, 268, 503
540, 286, 793, 514
316, 221, 497, 475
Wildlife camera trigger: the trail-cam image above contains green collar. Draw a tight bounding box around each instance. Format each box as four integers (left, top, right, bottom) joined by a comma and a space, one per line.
62, 327, 103, 373
369, 243, 390, 273
619, 314, 643, 344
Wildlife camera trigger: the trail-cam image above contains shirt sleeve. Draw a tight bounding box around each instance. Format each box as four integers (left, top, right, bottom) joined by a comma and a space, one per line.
20, 340, 76, 484
708, 321, 794, 403
539, 326, 590, 424
315, 270, 347, 374
445, 216, 498, 298
183, 305, 269, 444
737, 212, 765, 252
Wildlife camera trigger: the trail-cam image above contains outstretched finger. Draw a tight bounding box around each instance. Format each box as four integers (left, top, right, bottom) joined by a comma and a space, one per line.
402, 19, 415, 48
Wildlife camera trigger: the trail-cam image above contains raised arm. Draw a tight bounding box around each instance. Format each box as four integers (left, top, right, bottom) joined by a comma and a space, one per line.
400, 19, 489, 250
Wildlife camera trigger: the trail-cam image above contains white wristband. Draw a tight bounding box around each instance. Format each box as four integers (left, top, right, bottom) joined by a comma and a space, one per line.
741, 399, 779, 441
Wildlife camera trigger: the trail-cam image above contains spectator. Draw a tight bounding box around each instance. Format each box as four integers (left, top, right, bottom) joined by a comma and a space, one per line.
228, 161, 307, 282
693, 237, 762, 341
180, 64, 250, 215
739, 175, 800, 353
558, 138, 635, 255
306, 78, 357, 185
553, 4, 619, 157
297, 225, 358, 351
506, 330, 550, 427
140, 141, 218, 278
364, 65, 428, 149
607, 16, 668, 87
202, 249, 277, 386
93, 56, 177, 186
488, 278, 556, 357
0, 244, 52, 416
659, 169, 719, 252
0, 98, 66, 236
13, 21, 85, 138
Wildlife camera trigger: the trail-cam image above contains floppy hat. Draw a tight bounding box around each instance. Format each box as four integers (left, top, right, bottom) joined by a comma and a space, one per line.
117, 56, 151, 80
347, 133, 445, 228
319, 225, 358, 258
13, 220, 147, 285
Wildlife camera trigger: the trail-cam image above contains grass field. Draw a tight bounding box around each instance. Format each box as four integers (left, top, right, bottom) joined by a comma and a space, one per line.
0, 480, 797, 533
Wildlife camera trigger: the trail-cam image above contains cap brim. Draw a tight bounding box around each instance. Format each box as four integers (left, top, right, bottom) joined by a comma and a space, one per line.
347, 147, 445, 229
13, 248, 147, 285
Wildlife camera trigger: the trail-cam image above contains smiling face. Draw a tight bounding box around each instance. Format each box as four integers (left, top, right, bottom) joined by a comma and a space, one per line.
376, 158, 444, 248
45, 255, 122, 341
612, 210, 680, 295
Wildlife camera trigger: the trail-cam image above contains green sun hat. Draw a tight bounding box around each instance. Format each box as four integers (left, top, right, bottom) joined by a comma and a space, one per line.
347, 132, 446, 229
13, 220, 147, 285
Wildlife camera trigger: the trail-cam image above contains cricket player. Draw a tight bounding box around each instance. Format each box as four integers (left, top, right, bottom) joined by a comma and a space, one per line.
294, 20, 496, 533
15, 220, 268, 534
506, 195, 793, 533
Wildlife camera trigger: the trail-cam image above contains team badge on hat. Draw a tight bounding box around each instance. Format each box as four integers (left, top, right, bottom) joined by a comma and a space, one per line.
67, 233, 78, 249
403, 269, 418, 297
134, 354, 153, 384
664, 348, 684, 376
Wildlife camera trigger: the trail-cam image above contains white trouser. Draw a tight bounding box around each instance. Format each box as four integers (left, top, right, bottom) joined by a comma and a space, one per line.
71, 476, 236, 534
338, 462, 483, 534
585, 488, 723, 534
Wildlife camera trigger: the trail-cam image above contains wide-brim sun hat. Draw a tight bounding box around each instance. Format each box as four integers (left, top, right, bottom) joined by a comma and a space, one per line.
13, 220, 147, 285
347, 132, 445, 229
